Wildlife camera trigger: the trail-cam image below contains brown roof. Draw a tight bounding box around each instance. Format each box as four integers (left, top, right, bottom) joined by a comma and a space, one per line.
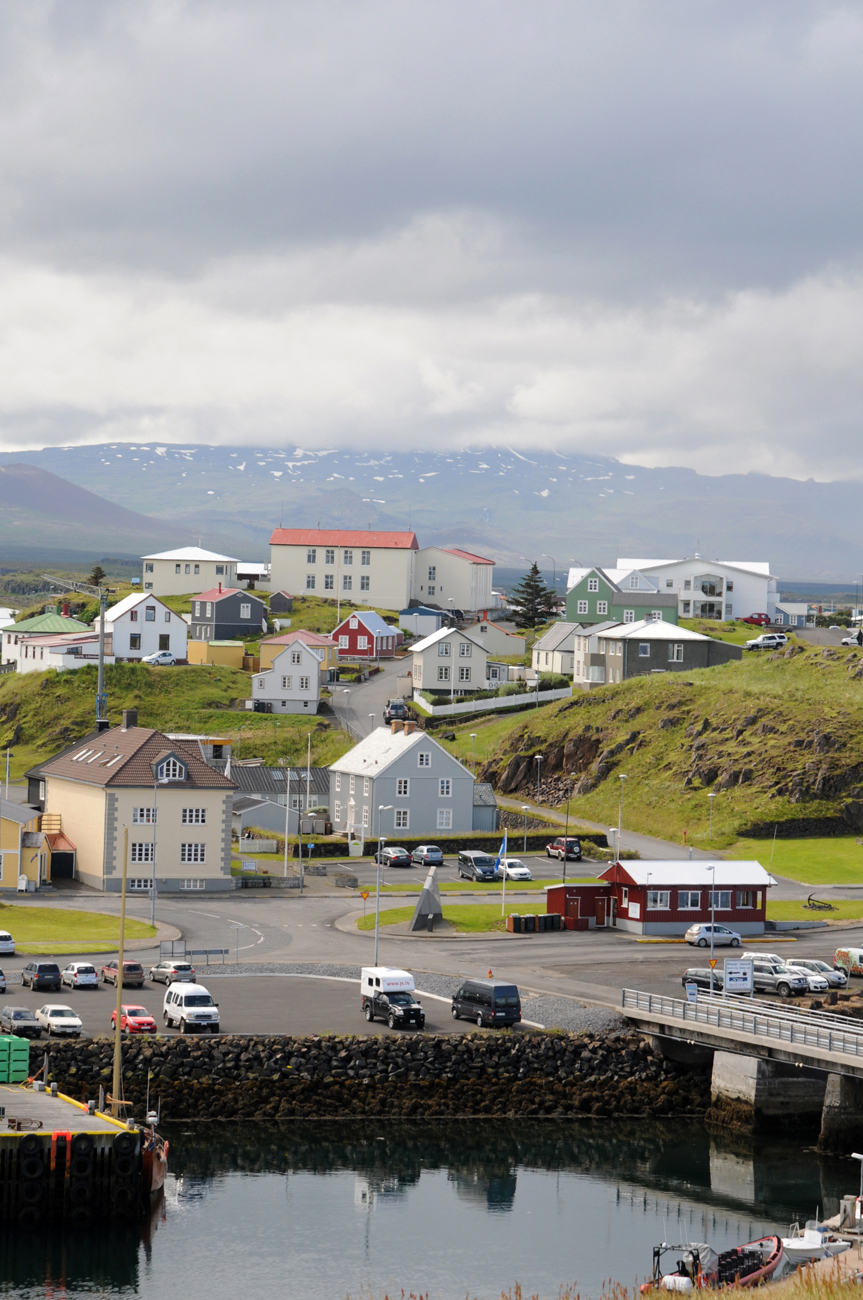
269, 527, 418, 550
40, 726, 236, 790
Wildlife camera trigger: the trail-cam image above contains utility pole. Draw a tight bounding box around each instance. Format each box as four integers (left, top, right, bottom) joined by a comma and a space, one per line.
42, 573, 114, 731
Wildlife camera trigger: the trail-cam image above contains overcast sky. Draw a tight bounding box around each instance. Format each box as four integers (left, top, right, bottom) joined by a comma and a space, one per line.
1, 1, 862, 479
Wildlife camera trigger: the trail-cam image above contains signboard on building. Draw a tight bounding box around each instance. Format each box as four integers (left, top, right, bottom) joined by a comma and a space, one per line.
724, 958, 754, 995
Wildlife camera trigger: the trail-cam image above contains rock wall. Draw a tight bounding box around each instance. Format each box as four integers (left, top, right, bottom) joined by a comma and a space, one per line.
31, 1030, 710, 1123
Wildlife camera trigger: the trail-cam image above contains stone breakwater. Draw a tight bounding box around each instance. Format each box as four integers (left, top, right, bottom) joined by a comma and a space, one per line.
31, 1030, 709, 1122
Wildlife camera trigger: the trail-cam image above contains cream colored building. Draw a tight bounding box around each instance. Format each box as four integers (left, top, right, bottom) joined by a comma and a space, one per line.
0, 800, 50, 890
37, 711, 235, 893
141, 547, 239, 597
411, 626, 488, 695
270, 528, 418, 611
413, 547, 496, 613
464, 618, 525, 658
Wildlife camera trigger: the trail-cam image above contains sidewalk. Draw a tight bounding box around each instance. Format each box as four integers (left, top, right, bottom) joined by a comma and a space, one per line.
496, 795, 719, 862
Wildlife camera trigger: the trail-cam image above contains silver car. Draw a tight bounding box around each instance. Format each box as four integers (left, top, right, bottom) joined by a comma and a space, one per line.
685, 922, 742, 948
784, 958, 846, 989
149, 960, 196, 984
61, 962, 99, 989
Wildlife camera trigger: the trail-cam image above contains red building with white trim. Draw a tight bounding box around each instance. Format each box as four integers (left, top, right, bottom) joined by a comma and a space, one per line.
545, 861, 773, 935
333, 610, 399, 659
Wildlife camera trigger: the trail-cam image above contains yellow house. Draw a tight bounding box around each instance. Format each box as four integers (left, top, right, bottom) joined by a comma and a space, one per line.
0, 800, 51, 889
260, 630, 338, 678
187, 640, 246, 669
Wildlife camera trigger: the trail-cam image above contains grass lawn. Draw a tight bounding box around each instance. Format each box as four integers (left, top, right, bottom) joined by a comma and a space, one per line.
767, 899, 863, 923
0, 903, 156, 954
677, 619, 780, 647
356, 902, 547, 933
729, 837, 863, 885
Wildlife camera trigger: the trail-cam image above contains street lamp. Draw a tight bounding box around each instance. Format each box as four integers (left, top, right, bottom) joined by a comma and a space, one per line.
369, 713, 376, 735
374, 805, 394, 965
708, 791, 716, 841
543, 554, 557, 600
470, 733, 477, 775
535, 754, 543, 803
709, 862, 717, 995
617, 774, 628, 858
522, 803, 529, 853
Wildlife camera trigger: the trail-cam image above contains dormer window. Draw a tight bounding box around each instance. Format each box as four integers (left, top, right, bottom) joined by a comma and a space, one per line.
629, 575, 639, 588
158, 758, 186, 781
587, 578, 599, 592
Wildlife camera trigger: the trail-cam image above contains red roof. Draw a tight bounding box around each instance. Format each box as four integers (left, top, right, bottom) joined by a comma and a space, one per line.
440, 547, 495, 565
194, 586, 242, 602
269, 528, 418, 550
263, 630, 334, 646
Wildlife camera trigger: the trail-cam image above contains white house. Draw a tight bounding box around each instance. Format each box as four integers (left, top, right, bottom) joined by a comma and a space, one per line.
247, 643, 322, 714
411, 626, 487, 695
413, 547, 497, 612
95, 592, 188, 662
141, 547, 239, 597
617, 556, 778, 622
270, 528, 418, 611
329, 722, 475, 839
531, 622, 581, 675
465, 618, 526, 658
9, 631, 113, 676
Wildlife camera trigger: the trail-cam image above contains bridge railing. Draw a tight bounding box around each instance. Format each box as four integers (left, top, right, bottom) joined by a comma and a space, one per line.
621, 988, 863, 1061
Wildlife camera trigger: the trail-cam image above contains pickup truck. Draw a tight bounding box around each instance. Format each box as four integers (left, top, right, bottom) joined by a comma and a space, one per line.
751, 960, 808, 997
383, 699, 408, 724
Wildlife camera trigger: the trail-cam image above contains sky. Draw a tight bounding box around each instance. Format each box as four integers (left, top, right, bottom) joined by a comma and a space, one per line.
0, 1, 862, 479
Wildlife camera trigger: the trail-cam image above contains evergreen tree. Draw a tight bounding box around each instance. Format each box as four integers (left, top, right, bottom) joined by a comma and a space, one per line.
508, 562, 557, 628
88, 564, 107, 587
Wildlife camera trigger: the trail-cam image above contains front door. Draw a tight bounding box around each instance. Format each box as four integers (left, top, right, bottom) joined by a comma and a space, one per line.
595, 897, 607, 927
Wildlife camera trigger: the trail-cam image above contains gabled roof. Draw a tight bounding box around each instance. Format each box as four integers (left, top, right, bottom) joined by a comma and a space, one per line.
1, 612, 89, 634
565, 565, 658, 595
618, 557, 775, 579
330, 727, 471, 779
39, 727, 235, 790
428, 547, 494, 565
0, 799, 39, 826
596, 619, 715, 642
270, 528, 418, 550
333, 610, 396, 637
102, 591, 171, 623
194, 586, 265, 605
141, 546, 238, 562
225, 764, 329, 798
399, 606, 444, 618
410, 626, 485, 654
532, 621, 582, 653
256, 643, 323, 675
473, 782, 497, 807
262, 629, 334, 647
600, 860, 775, 888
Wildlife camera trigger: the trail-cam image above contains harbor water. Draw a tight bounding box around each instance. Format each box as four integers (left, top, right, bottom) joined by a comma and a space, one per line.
0, 1120, 855, 1300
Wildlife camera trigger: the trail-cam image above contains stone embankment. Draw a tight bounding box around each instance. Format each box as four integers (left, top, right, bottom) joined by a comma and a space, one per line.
32, 1030, 710, 1123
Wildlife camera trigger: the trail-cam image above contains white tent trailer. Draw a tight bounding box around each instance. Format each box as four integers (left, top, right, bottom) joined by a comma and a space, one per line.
361, 967, 415, 995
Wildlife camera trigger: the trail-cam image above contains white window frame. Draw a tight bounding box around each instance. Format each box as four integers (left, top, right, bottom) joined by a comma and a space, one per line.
587, 578, 598, 592
132, 807, 157, 824
357, 635, 368, 649
324, 574, 334, 589
306, 574, 316, 590
299, 675, 310, 690
708, 890, 732, 911
668, 644, 684, 662
343, 549, 353, 566
623, 610, 635, 623
678, 890, 700, 910
335, 774, 341, 792
180, 843, 206, 864
417, 752, 431, 768
596, 601, 608, 615
339, 635, 349, 649
646, 890, 670, 910
131, 842, 154, 864
307, 548, 317, 564
325, 548, 335, 564
458, 666, 471, 682
360, 575, 370, 591
363, 777, 370, 797
349, 775, 355, 795
290, 650, 302, 664
180, 879, 205, 890
438, 642, 451, 657
577, 600, 588, 615
334, 801, 341, 821
638, 643, 650, 657
240, 603, 251, 619
436, 808, 453, 830
459, 642, 471, 657
181, 808, 207, 825
394, 809, 409, 829
437, 665, 450, 682
342, 575, 352, 591
439, 778, 451, 797
396, 778, 409, 797
158, 758, 185, 781
361, 550, 371, 566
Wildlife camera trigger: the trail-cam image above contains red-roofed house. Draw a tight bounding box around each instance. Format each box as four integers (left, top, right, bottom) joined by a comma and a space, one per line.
260, 629, 338, 678
333, 610, 399, 659
190, 587, 267, 641
270, 528, 419, 611
414, 547, 495, 612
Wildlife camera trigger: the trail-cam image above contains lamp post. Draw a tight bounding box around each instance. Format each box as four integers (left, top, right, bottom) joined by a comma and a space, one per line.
617, 774, 628, 858
369, 714, 376, 735
374, 805, 394, 965
522, 803, 529, 853
562, 783, 570, 884
535, 754, 543, 803
708, 791, 716, 842
543, 554, 557, 603
709, 862, 716, 994
340, 687, 351, 738
470, 733, 477, 775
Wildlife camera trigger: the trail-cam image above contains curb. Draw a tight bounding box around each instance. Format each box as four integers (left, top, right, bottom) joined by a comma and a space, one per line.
335, 909, 531, 941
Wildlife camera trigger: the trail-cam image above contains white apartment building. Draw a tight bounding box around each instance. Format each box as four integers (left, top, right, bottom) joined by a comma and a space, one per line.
413, 547, 497, 612
411, 626, 487, 695
617, 557, 778, 622
95, 592, 188, 662
141, 547, 239, 596
247, 643, 323, 714
270, 529, 418, 611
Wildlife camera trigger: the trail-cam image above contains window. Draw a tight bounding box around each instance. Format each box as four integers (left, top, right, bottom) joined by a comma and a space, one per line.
128, 879, 150, 890
130, 634, 141, 650
131, 843, 154, 863
638, 643, 650, 657
334, 801, 341, 821
206, 603, 213, 617
621, 887, 628, 907
281, 673, 294, 691
215, 564, 225, 576
343, 549, 353, 566
361, 550, 371, 566
343, 575, 352, 591
306, 574, 316, 590
307, 549, 317, 564
360, 575, 370, 591
130, 609, 138, 622
457, 642, 472, 659
175, 564, 181, 574
324, 574, 334, 590
438, 641, 451, 656
159, 635, 170, 651
144, 563, 153, 573
396, 778, 409, 796
418, 752, 431, 767
666, 578, 673, 588
362, 806, 370, 828
459, 666, 471, 682
437, 665, 450, 682
164, 610, 171, 622
181, 808, 206, 825
181, 843, 206, 863
428, 566, 436, 581
725, 604, 733, 618
291, 650, 302, 664
180, 879, 205, 890
683, 579, 691, 591
708, 890, 732, 910
158, 757, 185, 781
240, 603, 251, 619
623, 610, 635, 623
678, 890, 700, 909
437, 808, 453, 830
145, 606, 155, 621
194, 564, 200, 575
349, 775, 355, 795
144, 583, 152, 590
395, 809, 409, 829
299, 676, 310, 690
737, 890, 756, 908
185, 564, 190, 575
339, 635, 349, 648
357, 636, 368, 649
349, 618, 357, 628
597, 601, 608, 615
630, 575, 639, 588
587, 578, 598, 592
428, 586, 435, 596
668, 644, 683, 662
682, 601, 691, 615
577, 600, 588, 615
648, 611, 663, 622
132, 807, 157, 824
439, 778, 451, 796
334, 774, 341, 792
646, 890, 670, 910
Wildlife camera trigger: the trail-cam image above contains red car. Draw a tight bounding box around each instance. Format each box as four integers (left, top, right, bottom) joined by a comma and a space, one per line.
101, 959, 145, 988
739, 613, 770, 626
111, 1004, 157, 1035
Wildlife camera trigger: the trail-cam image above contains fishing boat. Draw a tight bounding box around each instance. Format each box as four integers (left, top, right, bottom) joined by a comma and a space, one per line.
641, 1235, 784, 1291
781, 1223, 848, 1266
141, 1124, 169, 1196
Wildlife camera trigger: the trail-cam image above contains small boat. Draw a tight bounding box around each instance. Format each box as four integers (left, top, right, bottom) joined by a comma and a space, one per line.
641, 1236, 784, 1291
781, 1222, 849, 1266
140, 1123, 169, 1196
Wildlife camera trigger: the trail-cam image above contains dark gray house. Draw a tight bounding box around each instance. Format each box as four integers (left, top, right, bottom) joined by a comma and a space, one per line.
577, 618, 742, 688
190, 586, 267, 641
269, 590, 294, 615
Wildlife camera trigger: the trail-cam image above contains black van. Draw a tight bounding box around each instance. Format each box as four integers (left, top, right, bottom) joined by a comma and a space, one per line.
451, 979, 521, 1028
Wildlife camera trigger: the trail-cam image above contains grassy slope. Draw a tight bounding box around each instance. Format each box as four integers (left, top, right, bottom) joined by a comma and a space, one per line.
0, 662, 352, 778
436, 641, 863, 852
0, 902, 155, 954
731, 836, 863, 885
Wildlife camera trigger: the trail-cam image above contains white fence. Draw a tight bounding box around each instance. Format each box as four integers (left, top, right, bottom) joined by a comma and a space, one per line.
413, 685, 572, 718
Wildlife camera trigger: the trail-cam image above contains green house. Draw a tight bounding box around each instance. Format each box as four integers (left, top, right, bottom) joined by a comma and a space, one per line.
565, 567, 678, 626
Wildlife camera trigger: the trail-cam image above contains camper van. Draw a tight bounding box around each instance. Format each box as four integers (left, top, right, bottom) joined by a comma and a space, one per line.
360, 966, 426, 1030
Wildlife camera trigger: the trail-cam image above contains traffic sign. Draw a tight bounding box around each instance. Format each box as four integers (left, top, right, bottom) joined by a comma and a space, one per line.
361, 891, 369, 900
709, 958, 717, 968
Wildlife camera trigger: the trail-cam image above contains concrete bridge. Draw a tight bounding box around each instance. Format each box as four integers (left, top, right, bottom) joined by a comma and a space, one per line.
620, 989, 863, 1148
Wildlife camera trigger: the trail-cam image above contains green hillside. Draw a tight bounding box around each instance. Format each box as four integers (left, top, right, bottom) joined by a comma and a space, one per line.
0, 663, 352, 777
448, 641, 863, 850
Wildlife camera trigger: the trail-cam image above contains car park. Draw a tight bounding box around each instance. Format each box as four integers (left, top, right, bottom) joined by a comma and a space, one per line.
111, 1004, 157, 1034
0, 1006, 41, 1038
36, 1004, 83, 1036
457, 850, 499, 881
411, 845, 444, 866
149, 960, 196, 984
681, 967, 725, 991
497, 858, 532, 881
142, 650, 176, 666
451, 979, 522, 1027
744, 632, 788, 651
0, 931, 14, 956
21, 961, 61, 991
545, 837, 583, 862
788, 959, 847, 988
375, 846, 412, 868
101, 960, 145, 988
61, 962, 99, 990
361, 967, 425, 1029
163, 983, 220, 1033
685, 923, 741, 948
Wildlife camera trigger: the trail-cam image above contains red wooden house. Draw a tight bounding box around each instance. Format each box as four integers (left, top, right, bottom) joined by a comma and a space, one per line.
333, 610, 399, 659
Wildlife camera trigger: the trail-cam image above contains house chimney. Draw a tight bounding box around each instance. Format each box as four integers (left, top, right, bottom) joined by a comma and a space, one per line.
62, 601, 69, 617
218, 581, 222, 593
404, 721, 417, 735
121, 708, 138, 731
390, 720, 403, 735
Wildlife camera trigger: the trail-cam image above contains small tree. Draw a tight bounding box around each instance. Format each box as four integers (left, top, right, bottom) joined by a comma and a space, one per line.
508, 562, 557, 628
88, 564, 107, 587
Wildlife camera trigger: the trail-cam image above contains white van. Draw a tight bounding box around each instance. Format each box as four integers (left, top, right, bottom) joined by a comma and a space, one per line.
163, 982, 220, 1033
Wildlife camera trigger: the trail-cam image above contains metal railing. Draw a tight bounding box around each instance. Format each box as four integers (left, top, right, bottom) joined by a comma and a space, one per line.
621, 988, 863, 1061
186, 948, 230, 965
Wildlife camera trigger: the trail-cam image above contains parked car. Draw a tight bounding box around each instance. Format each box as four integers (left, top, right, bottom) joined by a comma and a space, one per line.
0, 969, 6, 994
457, 850, 499, 882
21, 961, 61, 991
111, 1004, 158, 1034
61, 962, 99, 990
411, 845, 444, 866
682, 967, 725, 991
744, 632, 788, 651
788, 958, 846, 988
451, 978, 521, 1027
383, 699, 408, 724
36, 1004, 83, 1036
0, 931, 14, 956
497, 858, 532, 881
834, 948, 863, 976
0, 1006, 41, 1038
685, 923, 741, 948
149, 960, 196, 984
375, 846, 412, 868
142, 650, 176, 666
546, 837, 583, 862
750, 961, 808, 998
101, 960, 145, 988
842, 634, 863, 647
742, 950, 797, 966
739, 613, 771, 627
163, 983, 220, 1033
783, 964, 830, 993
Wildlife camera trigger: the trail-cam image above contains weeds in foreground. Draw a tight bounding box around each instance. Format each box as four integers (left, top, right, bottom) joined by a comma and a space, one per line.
345, 1282, 638, 1300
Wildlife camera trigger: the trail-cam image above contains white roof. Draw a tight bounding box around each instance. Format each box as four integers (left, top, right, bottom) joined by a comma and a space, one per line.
618, 557, 774, 578
100, 591, 170, 623
612, 860, 775, 887
411, 626, 484, 654
330, 726, 471, 778
141, 547, 238, 562
595, 619, 717, 642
